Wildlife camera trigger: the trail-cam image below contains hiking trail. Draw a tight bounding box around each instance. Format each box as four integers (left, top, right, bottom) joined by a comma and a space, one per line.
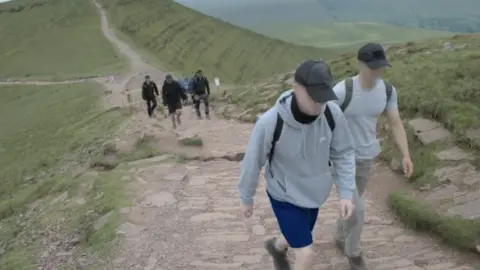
16, 0, 480, 268
92, 0, 478, 266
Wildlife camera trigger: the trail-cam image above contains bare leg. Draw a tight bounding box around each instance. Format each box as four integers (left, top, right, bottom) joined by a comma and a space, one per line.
176, 110, 182, 125
275, 236, 289, 251
293, 246, 315, 270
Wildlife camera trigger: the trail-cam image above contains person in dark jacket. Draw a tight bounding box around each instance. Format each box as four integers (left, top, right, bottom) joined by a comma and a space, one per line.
141, 75, 159, 118
162, 74, 187, 129
191, 69, 211, 119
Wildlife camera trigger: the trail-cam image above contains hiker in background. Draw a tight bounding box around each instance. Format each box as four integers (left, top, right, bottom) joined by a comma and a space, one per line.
332, 43, 413, 270
191, 69, 211, 119
238, 60, 356, 270
162, 74, 187, 129
141, 75, 159, 118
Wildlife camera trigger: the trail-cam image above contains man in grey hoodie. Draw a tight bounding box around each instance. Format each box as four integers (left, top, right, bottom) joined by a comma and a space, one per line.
238, 60, 356, 270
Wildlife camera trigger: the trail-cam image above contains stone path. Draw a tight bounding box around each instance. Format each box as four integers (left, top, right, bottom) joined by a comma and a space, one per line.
408, 118, 480, 220
108, 106, 477, 270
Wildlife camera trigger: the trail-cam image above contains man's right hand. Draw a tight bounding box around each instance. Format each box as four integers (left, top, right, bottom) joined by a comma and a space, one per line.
241, 204, 253, 218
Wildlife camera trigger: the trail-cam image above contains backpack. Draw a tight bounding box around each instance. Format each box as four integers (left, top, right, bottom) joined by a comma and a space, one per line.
340, 77, 393, 112
192, 76, 207, 94
267, 93, 336, 177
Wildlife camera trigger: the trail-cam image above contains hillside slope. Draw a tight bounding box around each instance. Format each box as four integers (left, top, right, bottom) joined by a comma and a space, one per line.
0, 0, 126, 79
256, 22, 454, 48
99, 0, 332, 83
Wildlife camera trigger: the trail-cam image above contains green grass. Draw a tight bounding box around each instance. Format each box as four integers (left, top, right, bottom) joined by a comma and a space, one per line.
0, 83, 129, 268
215, 34, 480, 253
0, 0, 126, 80
388, 191, 480, 251
179, 137, 203, 147
99, 0, 335, 84
256, 22, 455, 49
90, 135, 163, 170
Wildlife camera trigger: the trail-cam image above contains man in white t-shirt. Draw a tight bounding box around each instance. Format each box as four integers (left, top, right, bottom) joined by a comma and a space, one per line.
332, 43, 414, 270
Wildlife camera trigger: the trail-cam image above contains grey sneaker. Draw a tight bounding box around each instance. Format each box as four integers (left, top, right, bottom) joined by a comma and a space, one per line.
264, 238, 290, 270
348, 253, 367, 270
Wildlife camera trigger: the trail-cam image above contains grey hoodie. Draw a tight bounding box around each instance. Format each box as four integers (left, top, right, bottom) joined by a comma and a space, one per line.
238, 90, 356, 208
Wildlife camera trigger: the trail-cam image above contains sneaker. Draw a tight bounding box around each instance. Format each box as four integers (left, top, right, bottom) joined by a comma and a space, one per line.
348, 253, 367, 270
264, 238, 290, 270
205, 114, 210, 120
197, 115, 202, 120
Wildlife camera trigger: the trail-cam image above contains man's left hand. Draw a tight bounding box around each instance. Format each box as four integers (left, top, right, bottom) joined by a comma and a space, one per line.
402, 156, 414, 178
339, 199, 354, 220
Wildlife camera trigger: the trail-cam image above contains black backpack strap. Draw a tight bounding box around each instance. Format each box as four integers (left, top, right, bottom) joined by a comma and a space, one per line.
324, 104, 335, 132
324, 104, 335, 167
384, 81, 393, 111
268, 113, 283, 177
340, 77, 353, 112
267, 93, 292, 176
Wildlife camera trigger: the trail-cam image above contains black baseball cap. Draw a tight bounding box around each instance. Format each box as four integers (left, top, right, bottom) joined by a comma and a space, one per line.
357, 43, 391, 69
294, 60, 337, 103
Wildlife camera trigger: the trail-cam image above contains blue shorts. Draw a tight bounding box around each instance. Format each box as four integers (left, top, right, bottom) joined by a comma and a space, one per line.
268, 192, 319, 248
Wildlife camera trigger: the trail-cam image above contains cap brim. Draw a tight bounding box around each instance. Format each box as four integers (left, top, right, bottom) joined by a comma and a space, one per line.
306, 85, 338, 103
366, 59, 391, 69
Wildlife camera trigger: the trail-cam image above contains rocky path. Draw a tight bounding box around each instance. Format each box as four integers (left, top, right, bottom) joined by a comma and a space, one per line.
102, 100, 476, 269
85, 1, 479, 268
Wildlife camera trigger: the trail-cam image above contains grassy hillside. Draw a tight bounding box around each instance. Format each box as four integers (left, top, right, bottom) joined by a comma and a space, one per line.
176, 0, 480, 33
99, 0, 333, 83
0, 0, 126, 79
214, 34, 480, 252
0, 83, 131, 268
256, 22, 454, 48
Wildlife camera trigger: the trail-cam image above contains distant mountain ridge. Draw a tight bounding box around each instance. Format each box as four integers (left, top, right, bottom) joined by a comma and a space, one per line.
175, 0, 480, 33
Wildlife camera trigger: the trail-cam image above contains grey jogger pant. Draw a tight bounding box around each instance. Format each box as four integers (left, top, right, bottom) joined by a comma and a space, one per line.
335, 159, 374, 257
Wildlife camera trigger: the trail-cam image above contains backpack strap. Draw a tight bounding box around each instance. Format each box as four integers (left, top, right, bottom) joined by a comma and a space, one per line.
324, 104, 335, 132
268, 113, 283, 177
384, 81, 393, 110
267, 93, 291, 176
340, 77, 353, 112
324, 104, 335, 167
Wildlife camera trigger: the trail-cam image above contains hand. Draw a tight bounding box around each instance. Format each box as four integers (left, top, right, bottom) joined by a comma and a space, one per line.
402, 156, 414, 178
241, 204, 253, 218
339, 199, 354, 220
